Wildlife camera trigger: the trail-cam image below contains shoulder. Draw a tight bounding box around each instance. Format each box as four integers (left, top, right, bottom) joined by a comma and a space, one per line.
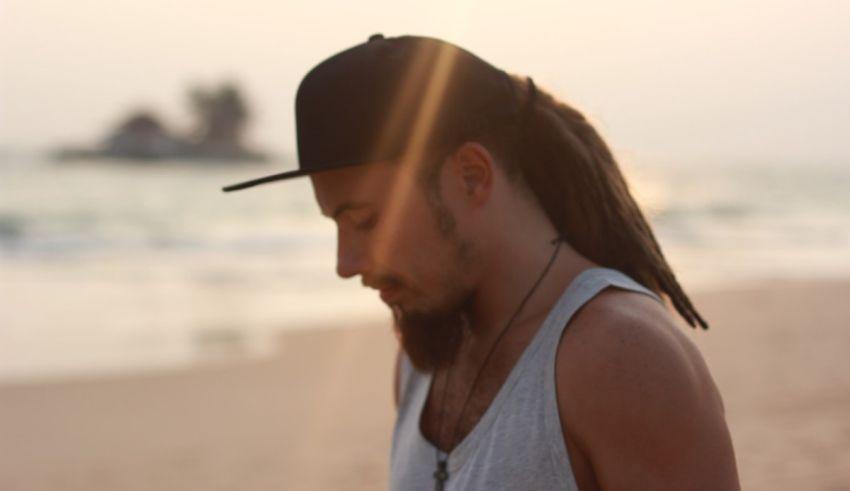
557, 288, 718, 411
555, 287, 739, 489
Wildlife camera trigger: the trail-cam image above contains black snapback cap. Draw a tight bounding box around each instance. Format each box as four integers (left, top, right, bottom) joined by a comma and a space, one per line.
223, 34, 519, 192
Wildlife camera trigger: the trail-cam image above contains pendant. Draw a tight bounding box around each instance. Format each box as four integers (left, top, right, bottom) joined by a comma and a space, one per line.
433, 459, 449, 491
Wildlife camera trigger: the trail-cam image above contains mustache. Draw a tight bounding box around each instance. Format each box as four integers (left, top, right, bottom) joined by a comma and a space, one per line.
362, 274, 404, 290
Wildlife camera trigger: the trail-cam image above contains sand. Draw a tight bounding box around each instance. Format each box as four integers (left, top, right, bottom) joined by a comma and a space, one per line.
1, 281, 849, 490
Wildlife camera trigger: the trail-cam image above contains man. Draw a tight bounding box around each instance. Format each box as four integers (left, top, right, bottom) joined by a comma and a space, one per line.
224, 34, 740, 490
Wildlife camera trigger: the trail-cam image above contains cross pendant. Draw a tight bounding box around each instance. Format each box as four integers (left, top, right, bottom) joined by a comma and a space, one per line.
433, 459, 449, 491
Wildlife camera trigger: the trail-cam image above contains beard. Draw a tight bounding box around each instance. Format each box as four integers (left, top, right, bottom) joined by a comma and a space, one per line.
388, 187, 478, 372
393, 286, 474, 373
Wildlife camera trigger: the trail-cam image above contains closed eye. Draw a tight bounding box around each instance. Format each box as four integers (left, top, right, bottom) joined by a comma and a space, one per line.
333, 205, 377, 232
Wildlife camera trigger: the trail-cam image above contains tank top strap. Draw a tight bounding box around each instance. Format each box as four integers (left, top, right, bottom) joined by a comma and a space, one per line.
397, 351, 427, 413
531, 267, 662, 486
536, 266, 661, 345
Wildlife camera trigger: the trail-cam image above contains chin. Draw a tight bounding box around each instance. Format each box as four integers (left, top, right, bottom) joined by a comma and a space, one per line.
393, 296, 471, 373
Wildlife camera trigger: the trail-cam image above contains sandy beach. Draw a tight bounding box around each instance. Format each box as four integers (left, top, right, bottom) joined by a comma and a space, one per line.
2, 280, 849, 491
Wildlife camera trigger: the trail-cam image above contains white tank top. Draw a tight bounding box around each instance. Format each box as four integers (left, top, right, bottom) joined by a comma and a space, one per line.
389, 267, 660, 490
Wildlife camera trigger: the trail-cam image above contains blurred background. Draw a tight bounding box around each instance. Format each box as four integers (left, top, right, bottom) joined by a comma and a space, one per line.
1, 1, 848, 490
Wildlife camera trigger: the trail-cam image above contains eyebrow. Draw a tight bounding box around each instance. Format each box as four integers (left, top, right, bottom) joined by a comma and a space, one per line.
330, 201, 372, 220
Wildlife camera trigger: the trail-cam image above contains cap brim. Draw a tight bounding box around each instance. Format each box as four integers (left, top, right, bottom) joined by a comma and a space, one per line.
221, 161, 361, 192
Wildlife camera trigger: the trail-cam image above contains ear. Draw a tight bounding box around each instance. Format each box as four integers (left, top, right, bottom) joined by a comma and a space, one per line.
445, 141, 495, 207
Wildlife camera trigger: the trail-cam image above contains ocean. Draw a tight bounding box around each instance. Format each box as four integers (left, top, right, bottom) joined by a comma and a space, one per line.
1, 153, 848, 382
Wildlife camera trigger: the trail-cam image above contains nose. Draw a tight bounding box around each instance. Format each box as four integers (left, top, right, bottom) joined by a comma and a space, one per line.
337, 252, 368, 279
335, 231, 372, 279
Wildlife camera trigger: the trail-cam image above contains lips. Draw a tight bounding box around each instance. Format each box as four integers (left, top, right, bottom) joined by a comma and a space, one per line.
364, 275, 404, 305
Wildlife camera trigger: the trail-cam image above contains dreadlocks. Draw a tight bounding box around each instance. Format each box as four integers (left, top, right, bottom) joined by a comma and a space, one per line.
480, 75, 708, 329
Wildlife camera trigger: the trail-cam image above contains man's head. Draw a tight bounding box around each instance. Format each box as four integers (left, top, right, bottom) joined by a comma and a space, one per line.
224, 33, 708, 370
260, 34, 536, 371
310, 138, 526, 371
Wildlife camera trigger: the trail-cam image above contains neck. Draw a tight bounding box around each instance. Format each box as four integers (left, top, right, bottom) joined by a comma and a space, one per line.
464, 232, 594, 344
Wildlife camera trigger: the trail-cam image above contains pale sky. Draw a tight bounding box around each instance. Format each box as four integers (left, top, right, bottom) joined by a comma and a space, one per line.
1, 0, 848, 166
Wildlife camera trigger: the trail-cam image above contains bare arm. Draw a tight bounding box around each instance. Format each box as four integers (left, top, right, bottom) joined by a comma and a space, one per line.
557, 290, 740, 491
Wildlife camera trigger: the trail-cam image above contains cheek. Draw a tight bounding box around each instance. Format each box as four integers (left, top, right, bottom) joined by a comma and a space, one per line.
370, 221, 418, 271
371, 204, 429, 263
394, 225, 461, 284
371, 189, 463, 282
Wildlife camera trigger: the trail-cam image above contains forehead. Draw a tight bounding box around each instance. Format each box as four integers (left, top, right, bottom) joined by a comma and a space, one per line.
310, 162, 399, 216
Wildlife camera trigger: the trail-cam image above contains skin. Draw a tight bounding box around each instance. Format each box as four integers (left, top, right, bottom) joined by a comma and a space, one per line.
310, 142, 740, 490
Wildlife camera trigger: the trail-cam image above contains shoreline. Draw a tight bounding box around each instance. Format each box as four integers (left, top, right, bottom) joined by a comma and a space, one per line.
2, 273, 846, 386
2, 279, 850, 490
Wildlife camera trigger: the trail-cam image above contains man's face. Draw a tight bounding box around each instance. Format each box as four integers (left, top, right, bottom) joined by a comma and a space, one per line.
311, 161, 477, 371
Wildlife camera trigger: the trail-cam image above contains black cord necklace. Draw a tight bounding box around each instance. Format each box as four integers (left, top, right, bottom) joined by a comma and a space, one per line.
431, 237, 563, 491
